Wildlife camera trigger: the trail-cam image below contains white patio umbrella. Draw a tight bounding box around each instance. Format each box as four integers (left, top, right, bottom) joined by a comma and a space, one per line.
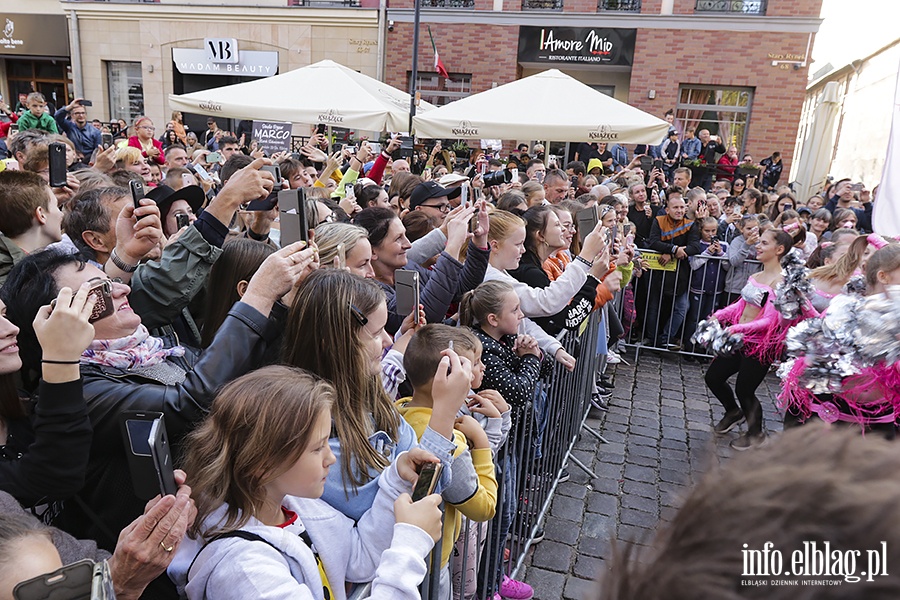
168, 59, 434, 132
793, 81, 841, 202
412, 69, 669, 144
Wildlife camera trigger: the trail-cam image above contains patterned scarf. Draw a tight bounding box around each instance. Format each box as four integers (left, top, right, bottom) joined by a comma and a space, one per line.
81, 324, 185, 370
655, 215, 694, 242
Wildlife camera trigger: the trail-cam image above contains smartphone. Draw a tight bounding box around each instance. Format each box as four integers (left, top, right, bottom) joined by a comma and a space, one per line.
260, 164, 282, 191
639, 155, 653, 173
535, 170, 545, 183
101, 132, 113, 150
279, 188, 308, 245
244, 192, 279, 212
48, 142, 67, 188
175, 213, 190, 229
849, 183, 863, 192
80, 99, 93, 107
412, 462, 443, 502
345, 182, 356, 202
189, 163, 214, 183
14, 559, 94, 600
469, 207, 479, 234
316, 123, 327, 135
121, 411, 176, 500
460, 184, 469, 208
653, 158, 665, 172
148, 417, 178, 497
576, 205, 599, 244
86, 279, 116, 323
129, 180, 145, 217
395, 269, 420, 318
206, 151, 223, 164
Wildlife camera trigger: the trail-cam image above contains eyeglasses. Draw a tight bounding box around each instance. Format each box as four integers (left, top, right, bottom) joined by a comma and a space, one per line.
318, 212, 337, 226
137, 125, 155, 131
420, 202, 451, 213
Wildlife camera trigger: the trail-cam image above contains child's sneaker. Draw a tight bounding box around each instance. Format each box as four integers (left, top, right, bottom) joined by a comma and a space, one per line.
500, 575, 534, 599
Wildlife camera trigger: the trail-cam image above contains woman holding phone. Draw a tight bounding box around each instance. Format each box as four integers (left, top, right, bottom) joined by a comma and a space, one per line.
354, 203, 490, 335
0, 243, 314, 549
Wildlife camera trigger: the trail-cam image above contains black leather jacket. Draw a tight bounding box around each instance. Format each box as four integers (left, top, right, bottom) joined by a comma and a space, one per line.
52, 301, 280, 550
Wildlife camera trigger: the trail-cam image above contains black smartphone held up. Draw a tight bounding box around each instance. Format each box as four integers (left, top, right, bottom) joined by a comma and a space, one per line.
48, 142, 67, 188
411, 462, 443, 502
80, 99, 93, 107
175, 213, 191, 230
469, 207, 479, 234
129, 180, 145, 218
316, 123, 327, 135
149, 417, 178, 497
576, 205, 599, 244
101, 132, 113, 150
14, 559, 95, 600
395, 269, 420, 318
279, 188, 308, 246
244, 192, 279, 212
121, 411, 178, 500
639, 155, 653, 173
261, 164, 282, 191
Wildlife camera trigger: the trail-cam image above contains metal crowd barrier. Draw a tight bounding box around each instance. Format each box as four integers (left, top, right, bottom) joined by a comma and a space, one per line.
612, 249, 762, 361
420, 310, 605, 599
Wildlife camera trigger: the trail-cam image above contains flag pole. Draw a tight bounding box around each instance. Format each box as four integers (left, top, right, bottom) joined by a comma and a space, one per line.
409, 0, 422, 133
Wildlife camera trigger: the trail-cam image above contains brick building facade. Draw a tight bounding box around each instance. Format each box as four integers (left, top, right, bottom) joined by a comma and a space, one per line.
385, 0, 822, 175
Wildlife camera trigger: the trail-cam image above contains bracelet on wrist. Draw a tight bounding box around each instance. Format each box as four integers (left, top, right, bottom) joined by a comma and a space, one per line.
42, 359, 81, 365
110, 248, 139, 273
575, 255, 593, 268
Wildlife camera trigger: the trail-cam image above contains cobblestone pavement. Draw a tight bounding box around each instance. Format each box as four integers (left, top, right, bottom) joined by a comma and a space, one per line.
519, 350, 785, 599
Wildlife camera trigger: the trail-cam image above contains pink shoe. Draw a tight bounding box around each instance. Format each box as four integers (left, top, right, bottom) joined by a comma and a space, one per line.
500, 575, 534, 599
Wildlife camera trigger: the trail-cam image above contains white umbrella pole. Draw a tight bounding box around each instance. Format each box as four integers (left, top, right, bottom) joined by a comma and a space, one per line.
544, 141, 550, 166
327, 125, 333, 154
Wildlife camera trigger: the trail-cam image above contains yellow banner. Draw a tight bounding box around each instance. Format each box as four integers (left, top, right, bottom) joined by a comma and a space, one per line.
642, 251, 677, 272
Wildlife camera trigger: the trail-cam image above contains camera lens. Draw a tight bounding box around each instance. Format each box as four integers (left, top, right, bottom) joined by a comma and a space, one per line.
482, 169, 513, 188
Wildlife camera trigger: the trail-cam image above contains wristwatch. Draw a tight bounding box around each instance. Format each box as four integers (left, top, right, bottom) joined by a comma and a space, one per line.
110, 248, 139, 273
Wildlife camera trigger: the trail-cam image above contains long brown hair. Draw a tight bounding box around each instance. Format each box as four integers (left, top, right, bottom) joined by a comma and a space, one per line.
201, 239, 275, 348
183, 366, 333, 539
281, 269, 399, 490
811, 235, 869, 285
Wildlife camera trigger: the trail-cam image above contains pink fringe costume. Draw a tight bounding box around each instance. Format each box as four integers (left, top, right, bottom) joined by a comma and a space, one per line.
712, 279, 812, 364
778, 361, 900, 431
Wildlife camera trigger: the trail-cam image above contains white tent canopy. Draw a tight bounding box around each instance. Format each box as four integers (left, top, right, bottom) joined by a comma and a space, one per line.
412, 69, 670, 144
168, 59, 434, 132
793, 81, 841, 202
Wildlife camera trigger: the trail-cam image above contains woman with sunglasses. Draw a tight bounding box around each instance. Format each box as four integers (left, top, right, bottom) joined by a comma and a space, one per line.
0, 285, 94, 509
0, 243, 314, 554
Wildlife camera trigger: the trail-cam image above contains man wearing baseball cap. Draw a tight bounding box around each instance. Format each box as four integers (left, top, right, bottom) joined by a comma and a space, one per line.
409, 180, 461, 227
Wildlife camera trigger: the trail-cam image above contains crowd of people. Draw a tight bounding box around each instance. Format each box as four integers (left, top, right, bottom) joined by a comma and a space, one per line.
0, 93, 894, 599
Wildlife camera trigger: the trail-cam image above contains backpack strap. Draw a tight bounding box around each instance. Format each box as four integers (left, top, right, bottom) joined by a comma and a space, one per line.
186, 530, 278, 585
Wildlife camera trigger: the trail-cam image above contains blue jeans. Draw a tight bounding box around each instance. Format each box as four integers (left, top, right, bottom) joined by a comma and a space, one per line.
660, 291, 689, 345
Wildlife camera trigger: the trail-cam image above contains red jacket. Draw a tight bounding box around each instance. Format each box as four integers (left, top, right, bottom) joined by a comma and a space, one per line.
127, 135, 164, 164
